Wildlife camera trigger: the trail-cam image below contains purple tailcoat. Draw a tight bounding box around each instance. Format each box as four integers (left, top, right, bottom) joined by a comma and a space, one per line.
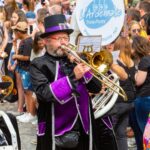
50, 62, 93, 136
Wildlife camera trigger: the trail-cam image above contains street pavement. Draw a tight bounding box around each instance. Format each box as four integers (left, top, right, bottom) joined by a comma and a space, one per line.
0, 101, 36, 150
0, 101, 137, 150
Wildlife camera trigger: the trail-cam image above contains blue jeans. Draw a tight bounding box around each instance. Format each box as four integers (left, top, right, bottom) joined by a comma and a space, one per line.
135, 96, 150, 133
17, 68, 32, 90
129, 108, 143, 150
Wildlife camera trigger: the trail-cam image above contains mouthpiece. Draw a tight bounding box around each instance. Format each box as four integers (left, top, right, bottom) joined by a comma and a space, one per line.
61, 45, 66, 49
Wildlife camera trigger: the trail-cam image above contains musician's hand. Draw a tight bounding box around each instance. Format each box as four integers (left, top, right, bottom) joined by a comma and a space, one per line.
73, 63, 90, 80
67, 54, 76, 63
100, 84, 107, 94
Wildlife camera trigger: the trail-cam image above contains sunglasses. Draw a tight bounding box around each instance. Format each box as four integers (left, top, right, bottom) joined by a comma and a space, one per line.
132, 29, 141, 33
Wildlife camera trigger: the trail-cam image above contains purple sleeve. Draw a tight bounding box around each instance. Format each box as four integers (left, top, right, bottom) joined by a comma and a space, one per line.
83, 71, 93, 83
49, 76, 73, 104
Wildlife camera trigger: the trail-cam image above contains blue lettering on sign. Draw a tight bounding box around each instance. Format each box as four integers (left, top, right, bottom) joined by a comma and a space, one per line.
80, 0, 122, 29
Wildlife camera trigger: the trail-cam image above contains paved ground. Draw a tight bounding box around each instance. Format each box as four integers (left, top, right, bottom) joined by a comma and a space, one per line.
0, 101, 36, 150
0, 101, 137, 150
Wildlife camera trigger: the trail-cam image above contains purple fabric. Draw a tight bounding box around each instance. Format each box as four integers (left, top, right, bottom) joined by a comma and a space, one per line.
53, 63, 90, 136
54, 81, 90, 135
54, 99, 77, 135
50, 76, 73, 104
84, 71, 93, 83
76, 82, 90, 133
45, 25, 69, 33
37, 122, 46, 136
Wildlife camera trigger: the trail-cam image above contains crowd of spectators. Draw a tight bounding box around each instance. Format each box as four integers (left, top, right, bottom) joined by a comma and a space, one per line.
1, 0, 150, 149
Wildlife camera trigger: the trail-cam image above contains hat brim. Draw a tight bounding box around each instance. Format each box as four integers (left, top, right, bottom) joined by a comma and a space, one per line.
40, 29, 74, 38
11, 26, 28, 32
11, 27, 27, 32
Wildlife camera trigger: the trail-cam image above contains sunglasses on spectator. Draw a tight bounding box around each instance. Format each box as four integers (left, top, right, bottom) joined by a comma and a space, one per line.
132, 29, 141, 33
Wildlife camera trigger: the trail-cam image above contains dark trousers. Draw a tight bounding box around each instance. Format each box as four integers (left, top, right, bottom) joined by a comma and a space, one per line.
135, 97, 150, 133
95, 116, 118, 150
129, 108, 143, 150
112, 102, 134, 150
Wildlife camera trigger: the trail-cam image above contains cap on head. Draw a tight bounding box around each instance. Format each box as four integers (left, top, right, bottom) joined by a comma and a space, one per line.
12, 21, 28, 32
40, 14, 73, 38
26, 11, 36, 19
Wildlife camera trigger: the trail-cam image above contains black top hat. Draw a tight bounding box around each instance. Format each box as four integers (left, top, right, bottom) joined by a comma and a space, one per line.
40, 14, 74, 38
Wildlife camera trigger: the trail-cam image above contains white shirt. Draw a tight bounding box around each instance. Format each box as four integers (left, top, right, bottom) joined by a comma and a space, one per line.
30, 47, 46, 61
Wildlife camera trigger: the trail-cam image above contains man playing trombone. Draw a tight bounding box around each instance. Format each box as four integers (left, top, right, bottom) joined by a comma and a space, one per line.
30, 14, 102, 150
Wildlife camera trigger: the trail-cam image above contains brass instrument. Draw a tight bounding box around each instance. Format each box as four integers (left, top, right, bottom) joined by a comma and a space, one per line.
61, 44, 127, 101
83, 50, 113, 74
0, 51, 16, 98
93, 73, 119, 118
1, 75, 15, 98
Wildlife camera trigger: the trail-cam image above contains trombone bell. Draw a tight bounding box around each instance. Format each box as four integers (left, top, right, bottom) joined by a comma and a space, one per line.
83, 50, 113, 74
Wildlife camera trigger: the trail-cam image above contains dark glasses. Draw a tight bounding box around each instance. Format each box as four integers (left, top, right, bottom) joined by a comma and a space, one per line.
132, 29, 141, 33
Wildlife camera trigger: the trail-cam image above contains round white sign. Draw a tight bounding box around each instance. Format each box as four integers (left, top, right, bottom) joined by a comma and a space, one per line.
75, 0, 125, 46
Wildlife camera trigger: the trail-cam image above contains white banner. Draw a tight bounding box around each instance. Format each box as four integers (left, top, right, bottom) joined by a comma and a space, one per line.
75, 0, 125, 46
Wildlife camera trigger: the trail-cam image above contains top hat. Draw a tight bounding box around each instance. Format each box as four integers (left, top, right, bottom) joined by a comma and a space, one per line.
40, 14, 73, 38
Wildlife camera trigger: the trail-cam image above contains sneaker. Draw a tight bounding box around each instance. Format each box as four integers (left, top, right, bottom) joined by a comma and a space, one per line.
16, 113, 29, 120
128, 138, 136, 148
31, 139, 37, 145
32, 119, 38, 125
19, 113, 37, 123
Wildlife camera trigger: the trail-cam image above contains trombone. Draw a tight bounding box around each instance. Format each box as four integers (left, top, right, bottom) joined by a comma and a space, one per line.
61, 44, 128, 101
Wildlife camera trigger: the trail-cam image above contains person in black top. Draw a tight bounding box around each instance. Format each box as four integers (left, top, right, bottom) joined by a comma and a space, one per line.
11, 21, 37, 123
111, 36, 137, 150
132, 36, 150, 134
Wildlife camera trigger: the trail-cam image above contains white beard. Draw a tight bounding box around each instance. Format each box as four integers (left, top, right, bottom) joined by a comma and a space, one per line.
46, 46, 64, 57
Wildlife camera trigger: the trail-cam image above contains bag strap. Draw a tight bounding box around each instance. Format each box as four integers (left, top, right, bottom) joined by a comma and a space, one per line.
128, 73, 136, 92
